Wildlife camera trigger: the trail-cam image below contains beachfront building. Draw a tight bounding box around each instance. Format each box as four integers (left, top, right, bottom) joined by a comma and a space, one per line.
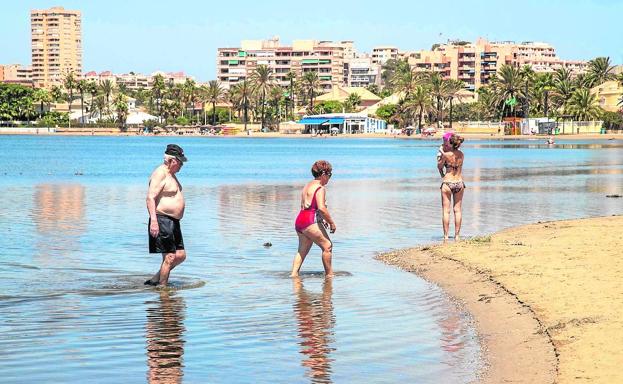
298, 113, 387, 134
217, 37, 348, 92
401, 38, 587, 91
314, 86, 382, 108
591, 80, 623, 112
371, 46, 399, 65
81, 70, 194, 90
0, 64, 33, 87
31, 7, 82, 89
345, 56, 382, 88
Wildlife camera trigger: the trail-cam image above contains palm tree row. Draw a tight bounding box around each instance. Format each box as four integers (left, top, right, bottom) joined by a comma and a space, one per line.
381, 56, 620, 128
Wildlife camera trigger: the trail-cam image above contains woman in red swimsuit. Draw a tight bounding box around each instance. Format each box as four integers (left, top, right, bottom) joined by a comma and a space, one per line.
291, 160, 337, 278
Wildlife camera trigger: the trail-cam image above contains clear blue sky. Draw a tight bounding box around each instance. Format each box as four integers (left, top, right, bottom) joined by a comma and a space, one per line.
1, 0, 621, 81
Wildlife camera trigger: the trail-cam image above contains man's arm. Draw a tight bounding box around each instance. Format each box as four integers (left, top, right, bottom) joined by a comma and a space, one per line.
147, 168, 166, 237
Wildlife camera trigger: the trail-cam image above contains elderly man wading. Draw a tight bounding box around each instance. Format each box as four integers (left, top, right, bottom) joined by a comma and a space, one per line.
144, 144, 188, 287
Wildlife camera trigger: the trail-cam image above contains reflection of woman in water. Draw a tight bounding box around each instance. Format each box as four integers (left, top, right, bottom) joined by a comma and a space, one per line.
293, 278, 335, 383
291, 160, 337, 277
146, 290, 186, 384
437, 134, 465, 241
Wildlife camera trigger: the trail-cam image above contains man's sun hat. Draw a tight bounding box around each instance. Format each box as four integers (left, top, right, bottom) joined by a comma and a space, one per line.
165, 144, 187, 162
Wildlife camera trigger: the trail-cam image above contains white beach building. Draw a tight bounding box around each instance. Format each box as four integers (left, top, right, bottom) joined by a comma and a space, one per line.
297, 113, 387, 134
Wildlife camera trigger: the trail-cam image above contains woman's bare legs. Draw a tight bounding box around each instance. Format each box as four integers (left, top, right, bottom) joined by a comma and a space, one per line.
291, 232, 313, 277
453, 188, 464, 240
441, 185, 453, 240
299, 223, 333, 277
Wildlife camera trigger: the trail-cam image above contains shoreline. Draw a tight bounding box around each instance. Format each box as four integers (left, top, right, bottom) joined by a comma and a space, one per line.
0, 130, 621, 140
378, 215, 623, 383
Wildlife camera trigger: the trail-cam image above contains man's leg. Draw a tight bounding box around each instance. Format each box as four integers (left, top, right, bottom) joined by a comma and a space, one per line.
157, 250, 186, 286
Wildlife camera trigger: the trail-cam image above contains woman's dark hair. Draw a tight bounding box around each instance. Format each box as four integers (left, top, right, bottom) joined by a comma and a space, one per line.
311, 160, 332, 178
449, 134, 464, 149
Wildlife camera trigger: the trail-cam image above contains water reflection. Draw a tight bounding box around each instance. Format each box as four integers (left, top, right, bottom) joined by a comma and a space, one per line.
33, 184, 86, 259
145, 291, 186, 384
293, 278, 335, 384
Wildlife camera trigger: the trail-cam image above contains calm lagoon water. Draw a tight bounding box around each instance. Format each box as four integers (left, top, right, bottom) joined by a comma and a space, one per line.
0, 136, 622, 383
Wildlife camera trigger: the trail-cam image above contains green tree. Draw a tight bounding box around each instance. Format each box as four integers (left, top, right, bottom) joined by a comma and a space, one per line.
444, 79, 465, 128
301, 71, 320, 113
496, 64, 525, 118
409, 85, 434, 130
206, 80, 224, 125
235, 81, 253, 133
63, 71, 77, 119
0, 83, 36, 120
32, 88, 52, 118
114, 93, 129, 129
375, 103, 397, 120
344, 93, 362, 112
585, 57, 616, 88
250, 64, 273, 130
151, 74, 166, 122
285, 71, 296, 119
76, 79, 88, 126
381, 58, 410, 91
567, 88, 601, 121
100, 79, 114, 118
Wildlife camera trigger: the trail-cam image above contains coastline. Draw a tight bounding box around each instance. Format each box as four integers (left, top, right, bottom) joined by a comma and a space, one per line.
0, 128, 621, 141
378, 215, 623, 383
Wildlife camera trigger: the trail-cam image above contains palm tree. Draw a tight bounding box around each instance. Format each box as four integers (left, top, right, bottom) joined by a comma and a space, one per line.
344, 93, 362, 112
390, 67, 425, 98
285, 71, 296, 119
381, 58, 411, 92
63, 71, 77, 124
206, 80, 224, 125
567, 88, 601, 121
428, 72, 448, 125
301, 71, 320, 113
496, 64, 524, 118
100, 79, 114, 118
32, 88, 51, 118
113, 93, 129, 130
235, 81, 253, 134
250, 65, 274, 130
182, 78, 197, 119
409, 85, 434, 131
86, 81, 98, 119
76, 79, 88, 126
444, 79, 465, 128
585, 57, 616, 88
151, 74, 166, 122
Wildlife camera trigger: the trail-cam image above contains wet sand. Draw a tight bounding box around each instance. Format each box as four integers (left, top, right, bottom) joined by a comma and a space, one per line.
378, 215, 623, 384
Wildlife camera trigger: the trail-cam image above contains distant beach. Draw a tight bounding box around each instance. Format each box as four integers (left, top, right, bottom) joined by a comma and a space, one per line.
378, 215, 623, 383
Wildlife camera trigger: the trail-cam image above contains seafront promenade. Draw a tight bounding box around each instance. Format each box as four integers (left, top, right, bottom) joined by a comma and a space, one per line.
379, 215, 623, 384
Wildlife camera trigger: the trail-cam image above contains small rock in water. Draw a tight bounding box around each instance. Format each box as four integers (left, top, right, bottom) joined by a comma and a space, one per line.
606, 194, 622, 198
263, 242, 272, 248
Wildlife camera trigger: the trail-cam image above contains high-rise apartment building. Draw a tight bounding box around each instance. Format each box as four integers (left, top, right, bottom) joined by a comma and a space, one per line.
403, 38, 586, 91
217, 37, 348, 92
31, 6, 82, 88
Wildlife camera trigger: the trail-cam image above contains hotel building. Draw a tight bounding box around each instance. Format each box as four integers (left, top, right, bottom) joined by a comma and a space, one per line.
402, 38, 587, 91
371, 46, 399, 65
31, 6, 82, 88
216, 37, 348, 92
0, 64, 33, 86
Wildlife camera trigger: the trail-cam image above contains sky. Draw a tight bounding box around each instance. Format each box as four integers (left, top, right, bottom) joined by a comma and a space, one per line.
1, 0, 622, 81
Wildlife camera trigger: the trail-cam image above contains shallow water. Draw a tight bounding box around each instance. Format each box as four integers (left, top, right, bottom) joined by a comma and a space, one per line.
0, 136, 621, 383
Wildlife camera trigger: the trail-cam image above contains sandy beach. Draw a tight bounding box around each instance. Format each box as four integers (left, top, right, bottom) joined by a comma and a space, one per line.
378, 215, 623, 384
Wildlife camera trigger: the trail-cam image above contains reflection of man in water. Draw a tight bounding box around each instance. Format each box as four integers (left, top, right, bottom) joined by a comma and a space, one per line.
292, 278, 335, 383
146, 290, 186, 383
145, 144, 187, 286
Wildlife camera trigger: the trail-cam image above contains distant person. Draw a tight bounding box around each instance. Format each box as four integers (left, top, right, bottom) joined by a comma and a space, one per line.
145, 144, 188, 287
291, 161, 336, 278
546, 137, 555, 145
437, 134, 465, 241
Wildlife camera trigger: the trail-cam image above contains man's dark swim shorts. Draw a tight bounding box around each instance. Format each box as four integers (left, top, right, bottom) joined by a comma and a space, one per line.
148, 214, 184, 253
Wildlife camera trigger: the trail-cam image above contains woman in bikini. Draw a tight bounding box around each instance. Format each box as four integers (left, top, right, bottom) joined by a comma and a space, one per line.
291, 160, 336, 278
437, 134, 465, 241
